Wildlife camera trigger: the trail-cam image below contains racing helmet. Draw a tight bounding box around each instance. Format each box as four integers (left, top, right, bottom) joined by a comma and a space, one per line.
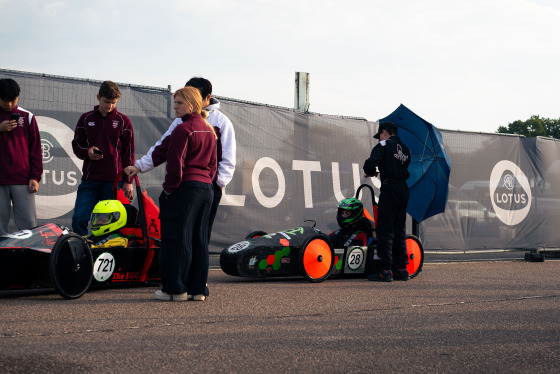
90, 200, 127, 236
336, 198, 364, 228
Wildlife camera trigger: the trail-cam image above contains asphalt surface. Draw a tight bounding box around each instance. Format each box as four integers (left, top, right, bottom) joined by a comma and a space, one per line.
1, 252, 559, 373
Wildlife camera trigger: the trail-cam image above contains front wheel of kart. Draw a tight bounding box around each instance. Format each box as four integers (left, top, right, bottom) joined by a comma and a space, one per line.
245, 231, 267, 239
49, 234, 93, 300
299, 235, 334, 283
406, 234, 424, 279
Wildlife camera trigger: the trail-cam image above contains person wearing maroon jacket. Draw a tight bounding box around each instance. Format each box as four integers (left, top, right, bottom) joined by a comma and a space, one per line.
71, 81, 134, 236
0, 79, 43, 235
125, 87, 217, 302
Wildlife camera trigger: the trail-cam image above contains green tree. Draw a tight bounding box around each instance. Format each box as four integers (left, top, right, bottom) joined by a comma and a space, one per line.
497, 115, 560, 139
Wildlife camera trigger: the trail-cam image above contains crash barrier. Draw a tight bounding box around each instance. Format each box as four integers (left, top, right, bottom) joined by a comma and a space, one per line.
1, 68, 559, 252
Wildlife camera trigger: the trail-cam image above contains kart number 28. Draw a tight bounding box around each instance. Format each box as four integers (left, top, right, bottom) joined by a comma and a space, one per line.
347, 247, 364, 271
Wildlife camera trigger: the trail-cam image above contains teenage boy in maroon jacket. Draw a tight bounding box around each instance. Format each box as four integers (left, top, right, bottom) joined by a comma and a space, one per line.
71, 81, 134, 236
0, 78, 43, 235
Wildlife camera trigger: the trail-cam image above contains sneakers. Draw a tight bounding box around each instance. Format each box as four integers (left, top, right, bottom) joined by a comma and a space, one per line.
368, 269, 393, 282
393, 268, 410, 281
154, 290, 189, 302
191, 294, 206, 301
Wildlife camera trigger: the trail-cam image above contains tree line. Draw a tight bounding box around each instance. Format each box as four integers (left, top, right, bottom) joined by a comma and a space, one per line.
497, 115, 560, 139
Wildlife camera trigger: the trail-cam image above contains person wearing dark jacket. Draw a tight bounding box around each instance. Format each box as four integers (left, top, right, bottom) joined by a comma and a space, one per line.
363, 122, 411, 282
0, 78, 43, 235
125, 87, 217, 302
71, 81, 135, 236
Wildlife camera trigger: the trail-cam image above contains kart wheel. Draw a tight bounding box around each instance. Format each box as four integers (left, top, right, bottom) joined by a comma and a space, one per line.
299, 235, 334, 283
406, 234, 424, 279
49, 234, 93, 300
245, 231, 267, 239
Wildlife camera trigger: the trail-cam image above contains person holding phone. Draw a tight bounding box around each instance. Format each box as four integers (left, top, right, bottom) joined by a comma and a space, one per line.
0, 78, 43, 235
71, 80, 135, 236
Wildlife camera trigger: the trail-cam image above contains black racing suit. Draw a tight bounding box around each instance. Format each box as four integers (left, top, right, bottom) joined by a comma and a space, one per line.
363, 135, 411, 271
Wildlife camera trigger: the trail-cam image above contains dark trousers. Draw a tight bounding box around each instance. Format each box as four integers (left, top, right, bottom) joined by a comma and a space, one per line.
374, 180, 409, 271
207, 181, 223, 241
158, 181, 213, 295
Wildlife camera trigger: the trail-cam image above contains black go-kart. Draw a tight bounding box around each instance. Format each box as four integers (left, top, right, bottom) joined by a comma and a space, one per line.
0, 173, 162, 299
220, 184, 424, 282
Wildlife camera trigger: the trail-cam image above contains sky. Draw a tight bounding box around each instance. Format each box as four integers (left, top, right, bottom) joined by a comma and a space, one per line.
3, 0, 560, 133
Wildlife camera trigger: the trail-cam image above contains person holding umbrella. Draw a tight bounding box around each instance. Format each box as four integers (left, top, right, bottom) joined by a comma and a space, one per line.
363, 122, 411, 282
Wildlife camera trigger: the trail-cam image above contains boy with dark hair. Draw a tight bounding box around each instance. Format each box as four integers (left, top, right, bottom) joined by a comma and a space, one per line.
0, 78, 43, 235
71, 80, 134, 236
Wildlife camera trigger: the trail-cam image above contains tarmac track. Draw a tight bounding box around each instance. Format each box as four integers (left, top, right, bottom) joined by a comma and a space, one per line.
1, 253, 559, 373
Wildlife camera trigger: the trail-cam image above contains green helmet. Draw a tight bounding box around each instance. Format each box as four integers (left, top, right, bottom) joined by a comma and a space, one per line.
336, 198, 363, 228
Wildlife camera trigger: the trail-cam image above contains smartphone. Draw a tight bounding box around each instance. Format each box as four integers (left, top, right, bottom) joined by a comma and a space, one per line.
93, 149, 103, 155
9, 113, 20, 122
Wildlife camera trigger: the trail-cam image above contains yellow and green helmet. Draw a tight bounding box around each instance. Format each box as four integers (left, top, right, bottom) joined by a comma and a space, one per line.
90, 200, 127, 236
336, 198, 363, 228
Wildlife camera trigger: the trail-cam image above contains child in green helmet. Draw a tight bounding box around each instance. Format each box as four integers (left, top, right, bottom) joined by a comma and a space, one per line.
329, 198, 374, 248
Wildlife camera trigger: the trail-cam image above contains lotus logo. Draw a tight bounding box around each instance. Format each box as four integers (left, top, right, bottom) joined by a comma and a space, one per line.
490, 161, 531, 226
41, 139, 54, 163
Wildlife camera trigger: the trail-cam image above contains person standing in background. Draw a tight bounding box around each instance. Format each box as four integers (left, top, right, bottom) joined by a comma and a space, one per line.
0, 78, 43, 235
71, 80, 134, 236
363, 122, 411, 282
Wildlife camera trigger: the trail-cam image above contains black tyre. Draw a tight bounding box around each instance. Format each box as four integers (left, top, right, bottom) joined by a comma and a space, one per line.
299, 235, 334, 283
49, 234, 93, 300
245, 231, 267, 239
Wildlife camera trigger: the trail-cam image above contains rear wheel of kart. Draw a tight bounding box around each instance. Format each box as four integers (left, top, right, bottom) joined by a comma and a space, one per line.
49, 234, 93, 300
299, 235, 334, 283
245, 231, 267, 239
406, 234, 424, 279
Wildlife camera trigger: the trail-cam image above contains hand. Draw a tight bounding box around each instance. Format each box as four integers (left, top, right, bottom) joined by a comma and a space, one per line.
364, 171, 378, 178
124, 165, 140, 178
88, 147, 103, 160
29, 179, 39, 193
0, 120, 17, 132
123, 182, 134, 201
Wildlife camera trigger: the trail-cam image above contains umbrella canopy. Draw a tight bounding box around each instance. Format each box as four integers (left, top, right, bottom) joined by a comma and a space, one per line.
379, 104, 452, 223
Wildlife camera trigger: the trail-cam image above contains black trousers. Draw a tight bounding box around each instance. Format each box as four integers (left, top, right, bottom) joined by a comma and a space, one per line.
158, 181, 213, 295
374, 180, 409, 271
207, 181, 223, 241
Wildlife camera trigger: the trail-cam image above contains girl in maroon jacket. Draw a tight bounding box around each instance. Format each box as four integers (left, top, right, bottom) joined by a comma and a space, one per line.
126, 87, 217, 301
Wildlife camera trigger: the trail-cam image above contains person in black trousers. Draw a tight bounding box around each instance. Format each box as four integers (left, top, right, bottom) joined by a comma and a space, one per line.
363, 122, 411, 282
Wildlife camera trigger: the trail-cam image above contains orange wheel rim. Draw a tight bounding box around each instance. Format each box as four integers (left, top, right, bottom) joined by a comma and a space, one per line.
303, 239, 332, 279
406, 238, 422, 275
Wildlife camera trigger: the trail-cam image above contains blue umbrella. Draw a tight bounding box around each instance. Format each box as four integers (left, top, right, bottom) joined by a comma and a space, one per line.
379, 104, 452, 223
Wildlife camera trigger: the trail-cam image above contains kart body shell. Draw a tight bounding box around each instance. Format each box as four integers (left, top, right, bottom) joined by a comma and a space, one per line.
0, 174, 162, 299
220, 184, 424, 282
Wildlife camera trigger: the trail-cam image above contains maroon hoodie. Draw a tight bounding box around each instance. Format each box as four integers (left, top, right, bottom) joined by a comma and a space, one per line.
72, 105, 134, 182
0, 106, 43, 185
151, 113, 216, 194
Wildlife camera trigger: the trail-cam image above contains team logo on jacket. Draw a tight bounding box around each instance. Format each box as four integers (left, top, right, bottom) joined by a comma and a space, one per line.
88, 122, 95, 126
490, 160, 531, 226
112, 121, 119, 128
394, 144, 409, 163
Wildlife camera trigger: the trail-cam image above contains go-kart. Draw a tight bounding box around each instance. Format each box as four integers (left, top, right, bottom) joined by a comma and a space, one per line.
0, 173, 162, 299
220, 184, 424, 282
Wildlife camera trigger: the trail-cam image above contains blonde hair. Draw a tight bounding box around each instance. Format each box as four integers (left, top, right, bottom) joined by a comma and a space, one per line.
174, 87, 217, 139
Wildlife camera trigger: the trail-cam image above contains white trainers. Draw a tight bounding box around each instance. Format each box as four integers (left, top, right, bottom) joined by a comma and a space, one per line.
192, 294, 206, 301
154, 290, 189, 301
